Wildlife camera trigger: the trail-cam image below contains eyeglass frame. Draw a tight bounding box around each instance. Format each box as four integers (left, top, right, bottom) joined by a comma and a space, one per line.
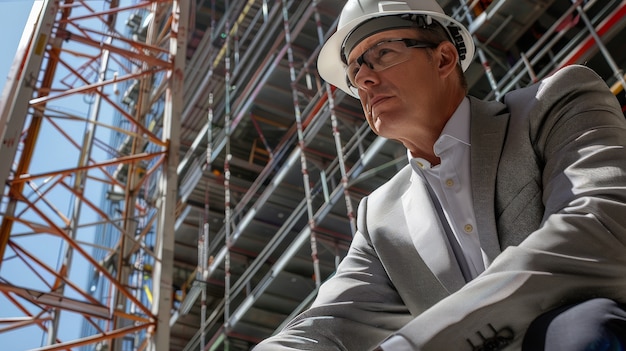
345, 38, 438, 93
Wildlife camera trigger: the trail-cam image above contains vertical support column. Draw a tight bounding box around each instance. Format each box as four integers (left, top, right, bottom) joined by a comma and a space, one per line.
476, 48, 501, 99
151, 0, 187, 350
455, 0, 500, 99
281, 0, 321, 288
222, 1, 233, 349
312, 0, 356, 236
0, 0, 55, 267
200, 93, 215, 351
200, 11, 218, 350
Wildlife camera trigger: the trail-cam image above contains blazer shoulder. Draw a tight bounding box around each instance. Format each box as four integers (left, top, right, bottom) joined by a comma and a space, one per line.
503, 64, 619, 118
546, 64, 604, 82
538, 64, 608, 95
509, 65, 608, 101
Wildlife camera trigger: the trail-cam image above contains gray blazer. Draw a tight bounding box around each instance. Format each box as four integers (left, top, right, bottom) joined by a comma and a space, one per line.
254, 65, 626, 350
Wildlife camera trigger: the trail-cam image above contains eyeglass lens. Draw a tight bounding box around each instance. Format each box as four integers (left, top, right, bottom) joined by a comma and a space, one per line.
346, 39, 435, 88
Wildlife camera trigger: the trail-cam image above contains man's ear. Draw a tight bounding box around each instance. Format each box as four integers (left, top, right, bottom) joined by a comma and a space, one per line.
437, 41, 459, 78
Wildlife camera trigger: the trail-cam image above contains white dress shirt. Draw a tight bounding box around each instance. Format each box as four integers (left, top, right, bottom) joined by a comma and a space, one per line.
409, 97, 487, 278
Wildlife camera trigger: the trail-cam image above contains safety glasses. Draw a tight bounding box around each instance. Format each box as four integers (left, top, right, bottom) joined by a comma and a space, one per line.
345, 38, 437, 91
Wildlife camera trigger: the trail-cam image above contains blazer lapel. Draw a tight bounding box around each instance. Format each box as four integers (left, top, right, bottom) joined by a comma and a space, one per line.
469, 96, 510, 264
401, 171, 466, 293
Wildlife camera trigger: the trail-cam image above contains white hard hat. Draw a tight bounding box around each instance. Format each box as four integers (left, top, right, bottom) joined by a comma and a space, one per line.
318, 0, 475, 98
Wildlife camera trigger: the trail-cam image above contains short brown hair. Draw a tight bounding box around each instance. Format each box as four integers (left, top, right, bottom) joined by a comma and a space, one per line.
417, 21, 468, 92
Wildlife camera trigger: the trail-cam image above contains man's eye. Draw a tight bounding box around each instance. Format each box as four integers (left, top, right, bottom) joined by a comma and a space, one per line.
373, 47, 390, 58
374, 47, 399, 63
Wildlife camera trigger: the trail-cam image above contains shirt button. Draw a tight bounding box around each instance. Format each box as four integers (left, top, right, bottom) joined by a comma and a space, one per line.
445, 179, 454, 187
464, 224, 473, 233
416, 161, 424, 168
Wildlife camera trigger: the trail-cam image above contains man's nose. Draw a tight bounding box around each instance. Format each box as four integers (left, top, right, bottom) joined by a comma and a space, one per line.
353, 63, 380, 89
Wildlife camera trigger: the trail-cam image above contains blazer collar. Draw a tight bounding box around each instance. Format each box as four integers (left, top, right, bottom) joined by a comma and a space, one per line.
468, 96, 510, 264
402, 172, 466, 293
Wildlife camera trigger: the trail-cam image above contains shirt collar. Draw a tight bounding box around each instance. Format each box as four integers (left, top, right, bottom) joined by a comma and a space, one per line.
408, 97, 471, 168
434, 97, 471, 154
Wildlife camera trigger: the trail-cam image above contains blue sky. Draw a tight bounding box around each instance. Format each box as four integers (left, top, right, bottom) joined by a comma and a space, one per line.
0, 0, 33, 88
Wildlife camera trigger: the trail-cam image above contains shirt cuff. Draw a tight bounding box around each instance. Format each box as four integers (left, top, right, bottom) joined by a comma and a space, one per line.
380, 335, 413, 351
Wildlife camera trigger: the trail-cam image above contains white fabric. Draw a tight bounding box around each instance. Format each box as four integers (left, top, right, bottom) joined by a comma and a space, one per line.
380, 335, 412, 350
410, 97, 486, 278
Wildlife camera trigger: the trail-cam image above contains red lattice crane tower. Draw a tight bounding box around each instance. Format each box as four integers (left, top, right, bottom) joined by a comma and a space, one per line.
0, 1, 187, 350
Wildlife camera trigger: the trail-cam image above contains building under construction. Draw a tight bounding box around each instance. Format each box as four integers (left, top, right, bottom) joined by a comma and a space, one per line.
0, 0, 625, 350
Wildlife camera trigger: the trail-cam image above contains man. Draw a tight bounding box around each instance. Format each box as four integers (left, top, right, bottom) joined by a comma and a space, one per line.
254, 0, 626, 349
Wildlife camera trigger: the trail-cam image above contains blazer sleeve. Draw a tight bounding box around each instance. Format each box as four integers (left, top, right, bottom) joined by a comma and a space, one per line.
252, 195, 413, 351
382, 65, 626, 349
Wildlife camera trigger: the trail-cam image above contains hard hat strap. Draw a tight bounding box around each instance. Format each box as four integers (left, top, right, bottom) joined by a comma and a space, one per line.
446, 25, 467, 61
403, 13, 468, 63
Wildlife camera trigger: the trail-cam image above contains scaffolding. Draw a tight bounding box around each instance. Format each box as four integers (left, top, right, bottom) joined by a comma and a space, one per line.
0, 1, 625, 351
